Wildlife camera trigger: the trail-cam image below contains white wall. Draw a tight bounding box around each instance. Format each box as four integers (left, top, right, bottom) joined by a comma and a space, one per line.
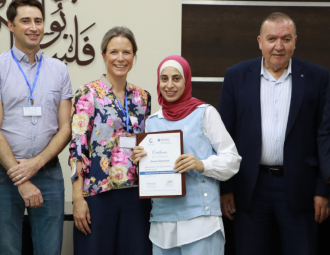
0, 0, 181, 253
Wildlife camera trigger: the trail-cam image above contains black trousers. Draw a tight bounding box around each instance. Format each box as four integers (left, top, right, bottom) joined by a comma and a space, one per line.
234, 171, 317, 255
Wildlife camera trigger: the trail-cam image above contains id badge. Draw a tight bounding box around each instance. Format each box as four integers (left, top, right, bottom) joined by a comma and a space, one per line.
120, 136, 136, 148
23, 105, 42, 116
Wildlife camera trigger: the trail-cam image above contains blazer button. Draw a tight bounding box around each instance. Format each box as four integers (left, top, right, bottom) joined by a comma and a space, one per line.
202, 179, 206, 183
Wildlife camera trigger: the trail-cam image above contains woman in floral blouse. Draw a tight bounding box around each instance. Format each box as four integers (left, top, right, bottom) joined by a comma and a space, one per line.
69, 27, 152, 255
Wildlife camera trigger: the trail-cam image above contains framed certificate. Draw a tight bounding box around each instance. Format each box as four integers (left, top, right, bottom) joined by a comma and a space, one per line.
136, 130, 186, 198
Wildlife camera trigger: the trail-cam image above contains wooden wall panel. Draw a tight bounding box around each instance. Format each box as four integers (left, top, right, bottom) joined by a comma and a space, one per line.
191, 82, 223, 108
182, 4, 330, 77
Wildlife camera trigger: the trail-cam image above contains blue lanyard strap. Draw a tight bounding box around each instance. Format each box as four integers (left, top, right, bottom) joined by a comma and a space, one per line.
116, 91, 129, 132
11, 49, 43, 104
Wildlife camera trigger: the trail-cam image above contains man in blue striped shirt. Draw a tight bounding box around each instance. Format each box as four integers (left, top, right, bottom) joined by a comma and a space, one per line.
219, 12, 330, 255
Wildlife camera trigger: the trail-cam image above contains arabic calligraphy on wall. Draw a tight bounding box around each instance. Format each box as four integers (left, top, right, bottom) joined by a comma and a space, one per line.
0, 0, 96, 66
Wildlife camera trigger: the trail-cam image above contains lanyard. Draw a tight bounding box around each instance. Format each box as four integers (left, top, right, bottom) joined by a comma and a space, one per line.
116, 91, 129, 132
11, 49, 43, 105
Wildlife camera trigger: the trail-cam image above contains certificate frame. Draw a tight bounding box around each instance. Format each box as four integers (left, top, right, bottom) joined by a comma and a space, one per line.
136, 130, 186, 199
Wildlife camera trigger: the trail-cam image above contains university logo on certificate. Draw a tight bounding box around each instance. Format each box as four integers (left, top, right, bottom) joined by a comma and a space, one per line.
136, 130, 186, 198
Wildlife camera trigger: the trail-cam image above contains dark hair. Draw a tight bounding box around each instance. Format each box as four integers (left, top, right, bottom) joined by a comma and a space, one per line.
260, 12, 296, 35
6, 0, 44, 23
101, 26, 138, 55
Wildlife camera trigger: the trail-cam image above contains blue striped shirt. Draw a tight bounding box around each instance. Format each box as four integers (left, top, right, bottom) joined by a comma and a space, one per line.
260, 58, 292, 165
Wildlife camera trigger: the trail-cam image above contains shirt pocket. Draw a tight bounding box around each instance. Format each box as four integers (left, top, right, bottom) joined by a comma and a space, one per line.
46, 89, 61, 112
45, 163, 64, 181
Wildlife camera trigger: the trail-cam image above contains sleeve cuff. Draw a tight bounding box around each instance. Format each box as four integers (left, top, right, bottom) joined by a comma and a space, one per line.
201, 159, 211, 176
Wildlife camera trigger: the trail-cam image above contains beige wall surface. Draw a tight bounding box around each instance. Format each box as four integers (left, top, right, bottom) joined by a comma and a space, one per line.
0, 0, 181, 204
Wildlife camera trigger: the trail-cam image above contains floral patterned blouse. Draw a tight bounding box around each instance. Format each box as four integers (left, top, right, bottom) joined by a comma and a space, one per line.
69, 75, 151, 197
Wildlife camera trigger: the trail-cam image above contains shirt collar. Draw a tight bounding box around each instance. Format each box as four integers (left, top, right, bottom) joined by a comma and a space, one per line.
12, 45, 42, 63
260, 57, 292, 81
100, 74, 129, 91
156, 108, 164, 118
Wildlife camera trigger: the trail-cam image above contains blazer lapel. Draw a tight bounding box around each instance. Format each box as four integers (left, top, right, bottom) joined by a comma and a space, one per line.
285, 58, 305, 137
248, 59, 262, 137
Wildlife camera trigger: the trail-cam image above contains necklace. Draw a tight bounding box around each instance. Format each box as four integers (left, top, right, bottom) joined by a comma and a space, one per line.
114, 93, 125, 105
112, 83, 126, 106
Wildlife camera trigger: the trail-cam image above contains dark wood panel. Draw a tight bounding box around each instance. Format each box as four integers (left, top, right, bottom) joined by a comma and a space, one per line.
192, 82, 222, 108
182, 5, 330, 77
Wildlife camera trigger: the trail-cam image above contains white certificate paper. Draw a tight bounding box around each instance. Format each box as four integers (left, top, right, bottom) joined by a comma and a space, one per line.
138, 131, 184, 197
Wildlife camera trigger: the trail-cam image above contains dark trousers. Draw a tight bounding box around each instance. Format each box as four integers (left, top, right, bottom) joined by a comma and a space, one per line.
74, 187, 152, 255
234, 171, 317, 255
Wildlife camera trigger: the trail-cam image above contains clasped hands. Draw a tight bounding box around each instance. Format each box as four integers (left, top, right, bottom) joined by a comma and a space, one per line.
7, 157, 43, 208
131, 146, 205, 173
7, 158, 41, 185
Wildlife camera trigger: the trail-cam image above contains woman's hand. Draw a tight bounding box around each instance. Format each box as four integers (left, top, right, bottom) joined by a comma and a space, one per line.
72, 164, 91, 235
73, 197, 91, 235
174, 154, 204, 173
131, 146, 147, 164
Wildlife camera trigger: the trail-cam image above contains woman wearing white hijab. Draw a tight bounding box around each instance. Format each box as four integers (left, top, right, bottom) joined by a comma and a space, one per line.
133, 55, 241, 255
